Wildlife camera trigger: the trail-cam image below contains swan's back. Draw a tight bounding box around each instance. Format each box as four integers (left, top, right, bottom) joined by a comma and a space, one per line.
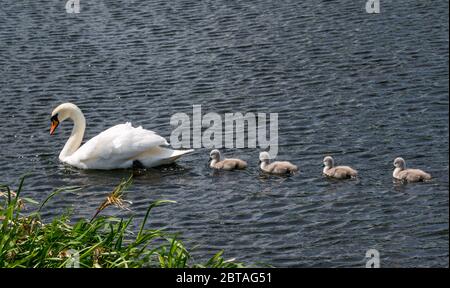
267, 161, 298, 175
326, 166, 358, 179
67, 123, 187, 169
213, 158, 247, 170
398, 169, 432, 182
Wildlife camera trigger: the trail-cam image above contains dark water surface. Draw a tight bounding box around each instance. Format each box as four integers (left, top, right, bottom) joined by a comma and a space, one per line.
0, 1, 448, 267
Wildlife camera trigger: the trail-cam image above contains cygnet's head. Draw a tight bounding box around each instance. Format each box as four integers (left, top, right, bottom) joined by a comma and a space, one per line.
393, 157, 406, 169
209, 149, 221, 161
323, 156, 334, 168
259, 151, 271, 163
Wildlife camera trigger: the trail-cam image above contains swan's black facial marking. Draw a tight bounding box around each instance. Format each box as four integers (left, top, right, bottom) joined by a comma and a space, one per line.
50, 113, 60, 135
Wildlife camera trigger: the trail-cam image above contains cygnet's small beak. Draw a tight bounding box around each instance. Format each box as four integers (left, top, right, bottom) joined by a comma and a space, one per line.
208, 157, 212, 164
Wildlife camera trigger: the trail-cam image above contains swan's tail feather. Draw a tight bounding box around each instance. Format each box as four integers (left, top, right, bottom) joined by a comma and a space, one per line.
136, 147, 194, 167
167, 149, 194, 162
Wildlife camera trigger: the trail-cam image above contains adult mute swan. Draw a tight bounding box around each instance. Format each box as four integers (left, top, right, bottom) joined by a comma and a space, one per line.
322, 156, 358, 179
208, 149, 247, 170
50, 103, 193, 170
393, 157, 431, 183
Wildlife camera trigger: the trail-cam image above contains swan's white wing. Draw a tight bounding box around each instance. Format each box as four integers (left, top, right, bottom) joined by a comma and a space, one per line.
70, 123, 169, 168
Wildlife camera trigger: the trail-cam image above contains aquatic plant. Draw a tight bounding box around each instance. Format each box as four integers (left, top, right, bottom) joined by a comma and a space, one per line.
0, 176, 244, 268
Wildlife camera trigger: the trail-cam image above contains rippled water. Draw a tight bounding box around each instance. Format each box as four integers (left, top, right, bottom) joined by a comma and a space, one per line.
0, 1, 448, 267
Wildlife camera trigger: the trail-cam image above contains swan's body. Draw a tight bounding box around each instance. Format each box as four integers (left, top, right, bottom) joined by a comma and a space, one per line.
393, 157, 431, 183
323, 156, 358, 179
209, 150, 247, 171
50, 103, 193, 170
259, 152, 298, 175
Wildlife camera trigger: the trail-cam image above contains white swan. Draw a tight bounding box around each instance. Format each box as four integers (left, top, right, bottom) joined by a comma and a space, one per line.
393, 157, 431, 183
49, 103, 193, 170
209, 149, 247, 170
259, 151, 299, 175
322, 156, 358, 179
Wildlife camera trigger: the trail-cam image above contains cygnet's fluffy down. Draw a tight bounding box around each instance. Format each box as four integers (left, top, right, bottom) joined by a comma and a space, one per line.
209, 149, 247, 170
322, 156, 358, 179
393, 157, 431, 183
259, 151, 298, 175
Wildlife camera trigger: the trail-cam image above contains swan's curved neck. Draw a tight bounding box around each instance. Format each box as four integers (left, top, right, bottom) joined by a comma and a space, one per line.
59, 109, 86, 161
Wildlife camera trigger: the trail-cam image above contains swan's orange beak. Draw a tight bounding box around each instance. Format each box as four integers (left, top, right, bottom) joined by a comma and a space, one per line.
50, 119, 59, 135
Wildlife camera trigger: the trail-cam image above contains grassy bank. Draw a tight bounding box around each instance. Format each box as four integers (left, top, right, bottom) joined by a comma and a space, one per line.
0, 176, 244, 268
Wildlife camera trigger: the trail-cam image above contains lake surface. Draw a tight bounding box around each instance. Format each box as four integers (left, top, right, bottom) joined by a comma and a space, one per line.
0, 0, 448, 267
